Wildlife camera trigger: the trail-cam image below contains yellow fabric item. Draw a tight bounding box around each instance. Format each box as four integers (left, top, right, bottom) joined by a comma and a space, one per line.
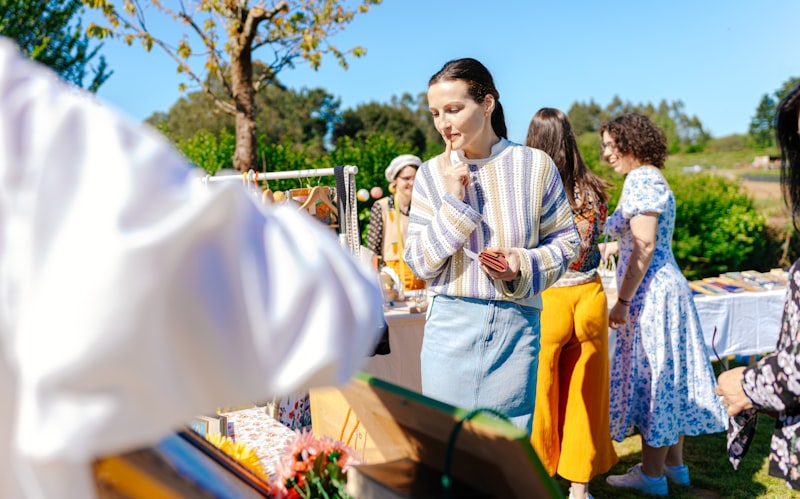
385, 259, 426, 291
532, 275, 618, 482
94, 456, 184, 498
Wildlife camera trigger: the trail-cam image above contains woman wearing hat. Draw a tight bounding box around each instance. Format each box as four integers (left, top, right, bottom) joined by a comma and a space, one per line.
366, 154, 427, 291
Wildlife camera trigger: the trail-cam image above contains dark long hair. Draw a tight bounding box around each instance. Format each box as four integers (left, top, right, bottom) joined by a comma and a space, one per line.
428, 58, 507, 139
526, 107, 609, 209
777, 84, 800, 230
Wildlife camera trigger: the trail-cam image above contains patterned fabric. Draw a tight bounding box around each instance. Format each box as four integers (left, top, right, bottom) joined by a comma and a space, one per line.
606, 166, 726, 447
741, 258, 800, 489
725, 406, 758, 470
404, 139, 579, 309
366, 197, 425, 290
275, 393, 312, 431
552, 188, 608, 288
220, 407, 296, 480
365, 197, 388, 258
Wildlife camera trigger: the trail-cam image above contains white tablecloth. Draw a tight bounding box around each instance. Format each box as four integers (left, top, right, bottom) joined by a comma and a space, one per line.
361, 289, 787, 392
361, 302, 425, 393
694, 288, 785, 359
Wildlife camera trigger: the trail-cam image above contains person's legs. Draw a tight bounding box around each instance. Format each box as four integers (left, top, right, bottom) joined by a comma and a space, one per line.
421, 296, 539, 432
421, 296, 487, 410
559, 279, 617, 497
665, 435, 684, 467
606, 436, 669, 496
663, 435, 690, 485
641, 439, 669, 478
475, 300, 540, 432
532, 287, 573, 476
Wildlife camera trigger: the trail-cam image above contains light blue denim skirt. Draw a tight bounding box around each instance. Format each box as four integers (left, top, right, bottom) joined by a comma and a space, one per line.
420, 295, 540, 432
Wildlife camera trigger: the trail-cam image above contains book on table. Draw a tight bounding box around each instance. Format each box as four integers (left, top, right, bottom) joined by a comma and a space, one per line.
715, 275, 765, 293
188, 413, 229, 439
689, 280, 728, 295
702, 277, 746, 293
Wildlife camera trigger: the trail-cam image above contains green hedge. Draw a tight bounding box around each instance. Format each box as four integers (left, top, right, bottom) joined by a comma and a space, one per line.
177, 130, 790, 277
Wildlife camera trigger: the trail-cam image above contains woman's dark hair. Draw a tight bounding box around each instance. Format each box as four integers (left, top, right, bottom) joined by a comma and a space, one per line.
777, 84, 800, 231
526, 107, 609, 209
428, 58, 507, 139
599, 113, 667, 168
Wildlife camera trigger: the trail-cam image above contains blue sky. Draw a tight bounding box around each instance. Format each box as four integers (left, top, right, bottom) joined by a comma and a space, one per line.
92, 0, 800, 145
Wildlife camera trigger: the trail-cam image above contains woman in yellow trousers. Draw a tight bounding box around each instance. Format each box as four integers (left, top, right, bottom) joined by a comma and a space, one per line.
526, 108, 618, 499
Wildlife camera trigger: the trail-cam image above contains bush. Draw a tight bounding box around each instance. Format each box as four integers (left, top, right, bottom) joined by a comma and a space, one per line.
669, 173, 769, 279
177, 129, 236, 175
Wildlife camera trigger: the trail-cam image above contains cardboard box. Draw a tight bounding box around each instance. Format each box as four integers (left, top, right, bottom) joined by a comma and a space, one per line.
313, 373, 560, 498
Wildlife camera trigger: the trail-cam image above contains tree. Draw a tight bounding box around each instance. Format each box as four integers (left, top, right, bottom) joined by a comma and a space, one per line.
1, 0, 111, 91
332, 92, 442, 158
333, 102, 426, 156
148, 74, 341, 158
567, 99, 603, 136
568, 96, 708, 153
749, 93, 777, 149
749, 76, 800, 149
85, 0, 380, 171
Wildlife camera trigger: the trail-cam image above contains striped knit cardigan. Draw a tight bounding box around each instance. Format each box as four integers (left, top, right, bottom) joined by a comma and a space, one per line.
404, 139, 579, 309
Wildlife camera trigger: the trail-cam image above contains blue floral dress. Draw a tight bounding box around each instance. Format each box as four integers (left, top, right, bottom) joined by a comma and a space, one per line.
606, 166, 726, 446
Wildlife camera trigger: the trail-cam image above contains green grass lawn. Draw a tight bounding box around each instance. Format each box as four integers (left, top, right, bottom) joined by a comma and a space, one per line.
552, 418, 792, 499
549, 359, 796, 498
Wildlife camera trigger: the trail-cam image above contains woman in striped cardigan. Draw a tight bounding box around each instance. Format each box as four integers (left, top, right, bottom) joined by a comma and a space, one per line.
403, 58, 579, 432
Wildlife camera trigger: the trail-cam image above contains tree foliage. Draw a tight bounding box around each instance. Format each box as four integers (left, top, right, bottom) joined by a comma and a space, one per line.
334, 102, 425, 155
749, 76, 800, 149
1, 0, 111, 91
567, 96, 709, 153
669, 172, 768, 279
148, 73, 341, 157
332, 92, 442, 159
84, 0, 380, 171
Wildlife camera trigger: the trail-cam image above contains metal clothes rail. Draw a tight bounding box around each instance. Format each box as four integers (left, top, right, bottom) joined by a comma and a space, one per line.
200, 166, 358, 184
199, 167, 361, 257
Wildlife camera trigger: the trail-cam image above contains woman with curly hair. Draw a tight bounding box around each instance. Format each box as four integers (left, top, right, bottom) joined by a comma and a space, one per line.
600, 113, 726, 496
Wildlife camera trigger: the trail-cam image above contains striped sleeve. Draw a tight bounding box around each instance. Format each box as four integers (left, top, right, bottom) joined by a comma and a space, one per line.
500, 156, 579, 298
404, 157, 481, 281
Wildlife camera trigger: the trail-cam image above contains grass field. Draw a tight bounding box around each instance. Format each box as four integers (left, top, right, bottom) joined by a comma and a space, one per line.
550, 360, 794, 499
554, 149, 794, 497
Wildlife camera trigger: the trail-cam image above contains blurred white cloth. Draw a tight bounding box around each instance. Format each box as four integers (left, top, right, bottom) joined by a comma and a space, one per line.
0, 38, 383, 498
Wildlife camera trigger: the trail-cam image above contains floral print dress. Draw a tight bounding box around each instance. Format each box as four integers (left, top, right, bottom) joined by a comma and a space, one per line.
606, 166, 726, 446
741, 258, 800, 489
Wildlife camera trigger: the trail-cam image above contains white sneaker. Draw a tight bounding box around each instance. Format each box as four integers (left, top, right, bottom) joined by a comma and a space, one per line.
663, 464, 690, 486
606, 463, 668, 496
567, 486, 593, 499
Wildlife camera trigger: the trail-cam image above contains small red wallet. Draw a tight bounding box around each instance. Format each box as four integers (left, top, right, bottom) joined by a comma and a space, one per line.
478, 250, 508, 273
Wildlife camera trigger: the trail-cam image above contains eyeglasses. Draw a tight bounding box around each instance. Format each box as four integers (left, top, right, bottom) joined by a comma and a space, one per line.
601, 141, 617, 151
396, 175, 416, 182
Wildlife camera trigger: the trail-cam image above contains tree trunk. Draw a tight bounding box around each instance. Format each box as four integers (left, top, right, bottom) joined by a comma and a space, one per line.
230, 37, 256, 172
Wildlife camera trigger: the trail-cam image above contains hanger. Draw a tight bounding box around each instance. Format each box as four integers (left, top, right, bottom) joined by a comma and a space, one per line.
300, 185, 338, 216
300, 185, 339, 229
288, 184, 311, 203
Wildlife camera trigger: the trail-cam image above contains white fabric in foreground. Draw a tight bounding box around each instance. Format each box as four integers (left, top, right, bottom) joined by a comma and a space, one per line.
0, 38, 383, 498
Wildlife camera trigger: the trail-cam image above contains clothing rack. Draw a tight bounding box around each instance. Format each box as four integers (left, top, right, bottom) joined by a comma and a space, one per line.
200, 167, 361, 257
200, 166, 357, 184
